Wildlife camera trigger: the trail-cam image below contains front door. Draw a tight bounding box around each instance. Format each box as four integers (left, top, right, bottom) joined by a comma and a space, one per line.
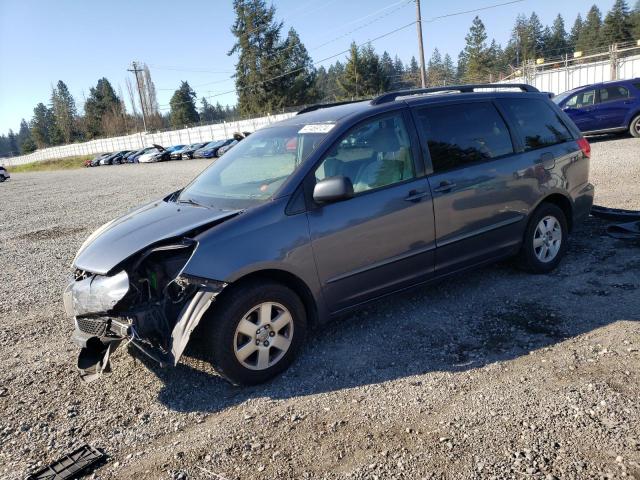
562, 89, 599, 132
306, 111, 436, 313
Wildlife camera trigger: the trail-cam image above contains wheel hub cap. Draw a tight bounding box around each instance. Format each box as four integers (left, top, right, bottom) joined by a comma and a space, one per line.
533, 215, 562, 263
233, 302, 294, 371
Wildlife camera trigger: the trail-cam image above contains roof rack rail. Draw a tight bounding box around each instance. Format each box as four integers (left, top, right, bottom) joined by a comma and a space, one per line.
296, 99, 369, 115
370, 83, 539, 105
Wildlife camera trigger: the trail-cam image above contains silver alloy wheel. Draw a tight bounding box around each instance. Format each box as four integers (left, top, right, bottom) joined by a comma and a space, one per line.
533, 215, 562, 263
634, 118, 640, 135
233, 301, 294, 371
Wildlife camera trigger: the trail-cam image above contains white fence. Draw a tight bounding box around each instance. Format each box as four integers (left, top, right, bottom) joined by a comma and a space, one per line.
2, 112, 297, 167
501, 47, 640, 95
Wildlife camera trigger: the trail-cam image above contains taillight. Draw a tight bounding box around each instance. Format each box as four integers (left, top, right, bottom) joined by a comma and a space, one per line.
577, 137, 590, 158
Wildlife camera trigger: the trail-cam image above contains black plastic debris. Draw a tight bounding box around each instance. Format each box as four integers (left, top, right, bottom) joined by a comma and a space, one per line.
606, 221, 640, 240
26, 444, 105, 480
591, 205, 640, 222
591, 205, 640, 241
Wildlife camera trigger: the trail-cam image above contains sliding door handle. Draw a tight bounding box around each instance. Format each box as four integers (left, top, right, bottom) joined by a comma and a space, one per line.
432, 181, 456, 193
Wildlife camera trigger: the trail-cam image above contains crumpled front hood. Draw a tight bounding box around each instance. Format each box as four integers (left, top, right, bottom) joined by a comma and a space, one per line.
74, 199, 239, 275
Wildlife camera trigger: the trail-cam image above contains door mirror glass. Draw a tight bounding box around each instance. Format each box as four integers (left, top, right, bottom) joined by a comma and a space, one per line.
313, 176, 354, 204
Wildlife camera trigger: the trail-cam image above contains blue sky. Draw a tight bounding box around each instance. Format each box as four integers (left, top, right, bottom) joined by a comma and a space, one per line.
0, 0, 616, 134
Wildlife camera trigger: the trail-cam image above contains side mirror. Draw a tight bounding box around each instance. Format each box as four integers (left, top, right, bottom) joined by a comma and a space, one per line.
313, 176, 354, 204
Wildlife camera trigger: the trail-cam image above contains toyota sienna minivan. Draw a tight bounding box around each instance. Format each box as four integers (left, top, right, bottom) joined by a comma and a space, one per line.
64, 83, 594, 384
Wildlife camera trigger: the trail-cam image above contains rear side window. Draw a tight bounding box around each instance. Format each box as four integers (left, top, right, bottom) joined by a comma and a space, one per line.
414, 102, 514, 173
599, 85, 630, 102
499, 98, 572, 151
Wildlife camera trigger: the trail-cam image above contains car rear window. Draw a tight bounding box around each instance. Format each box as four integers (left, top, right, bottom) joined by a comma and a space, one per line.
414, 102, 514, 172
498, 98, 572, 151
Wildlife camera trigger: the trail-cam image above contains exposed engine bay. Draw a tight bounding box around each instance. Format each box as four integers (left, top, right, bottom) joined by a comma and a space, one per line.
64, 239, 225, 381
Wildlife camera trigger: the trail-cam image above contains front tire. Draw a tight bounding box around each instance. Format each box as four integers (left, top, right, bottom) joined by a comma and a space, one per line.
629, 114, 640, 138
202, 280, 307, 385
517, 203, 568, 273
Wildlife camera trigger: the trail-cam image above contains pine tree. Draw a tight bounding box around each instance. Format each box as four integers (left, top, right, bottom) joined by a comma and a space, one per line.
84, 78, 122, 138
30, 103, 52, 147
545, 14, 568, 56
7, 130, 18, 155
577, 5, 605, 51
229, 0, 284, 115
50, 80, 77, 143
427, 48, 444, 86
170, 81, 200, 127
278, 28, 319, 107
569, 14, 584, 50
18, 119, 36, 153
528, 12, 545, 56
337, 43, 363, 98
442, 54, 456, 84
380, 51, 394, 86
462, 16, 493, 82
200, 98, 218, 122
602, 0, 633, 44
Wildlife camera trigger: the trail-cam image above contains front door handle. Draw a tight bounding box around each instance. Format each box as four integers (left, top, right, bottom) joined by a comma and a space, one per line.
404, 189, 430, 202
432, 181, 456, 193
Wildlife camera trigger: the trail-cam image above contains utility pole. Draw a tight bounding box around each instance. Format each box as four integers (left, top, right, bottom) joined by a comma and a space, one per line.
415, 0, 427, 88
128, 61, 148, 132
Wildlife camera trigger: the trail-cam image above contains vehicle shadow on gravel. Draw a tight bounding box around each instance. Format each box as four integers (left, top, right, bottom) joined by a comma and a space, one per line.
138, 217, 639, 414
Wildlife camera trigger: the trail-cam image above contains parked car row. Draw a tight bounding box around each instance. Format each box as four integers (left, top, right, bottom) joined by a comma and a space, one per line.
84, 133, 250, 167
553, 77, 640, 137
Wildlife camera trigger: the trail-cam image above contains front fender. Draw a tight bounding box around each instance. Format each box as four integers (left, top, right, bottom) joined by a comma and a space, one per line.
181, 197, 326, 317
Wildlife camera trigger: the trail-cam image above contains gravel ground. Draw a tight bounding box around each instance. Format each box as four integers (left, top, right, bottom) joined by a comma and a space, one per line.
0, 136, 639, 480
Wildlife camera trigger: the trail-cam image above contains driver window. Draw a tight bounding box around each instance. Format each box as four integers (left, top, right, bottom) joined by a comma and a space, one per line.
566, 90, 595, 108
315, 113, 415, 194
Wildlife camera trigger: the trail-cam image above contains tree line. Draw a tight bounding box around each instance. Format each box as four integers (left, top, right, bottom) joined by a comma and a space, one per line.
2, 0, 639, 157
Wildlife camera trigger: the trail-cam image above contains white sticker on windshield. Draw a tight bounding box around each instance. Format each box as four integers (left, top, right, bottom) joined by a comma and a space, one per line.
298, 123, 335, 134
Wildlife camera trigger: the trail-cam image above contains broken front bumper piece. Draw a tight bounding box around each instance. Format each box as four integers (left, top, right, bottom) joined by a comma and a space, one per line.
64, 270, 224, 381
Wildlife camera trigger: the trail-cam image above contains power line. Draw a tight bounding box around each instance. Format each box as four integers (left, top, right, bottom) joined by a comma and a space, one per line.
424, 0, 525, 23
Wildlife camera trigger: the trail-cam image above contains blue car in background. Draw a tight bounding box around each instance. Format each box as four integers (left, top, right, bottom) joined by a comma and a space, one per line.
193, 139, 234, 158
553, 78, 640, 137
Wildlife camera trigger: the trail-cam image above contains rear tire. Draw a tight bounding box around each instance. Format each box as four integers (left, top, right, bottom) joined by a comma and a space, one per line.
629, 114, 640, 138
517, 203, 568, 273
201, 280, 307, 385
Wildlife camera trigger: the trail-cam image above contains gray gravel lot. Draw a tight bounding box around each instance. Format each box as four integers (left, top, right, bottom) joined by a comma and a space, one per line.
0, 136, 639, 479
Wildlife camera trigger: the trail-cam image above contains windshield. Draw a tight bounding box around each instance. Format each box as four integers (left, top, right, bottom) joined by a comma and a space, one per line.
205, 140, 224, 148
178, 124, 330, 209
552, 90, 576, 104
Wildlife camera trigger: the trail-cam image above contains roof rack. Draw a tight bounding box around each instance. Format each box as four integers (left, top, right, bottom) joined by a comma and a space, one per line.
370, 83, 539, 105
296, 99, 369, 115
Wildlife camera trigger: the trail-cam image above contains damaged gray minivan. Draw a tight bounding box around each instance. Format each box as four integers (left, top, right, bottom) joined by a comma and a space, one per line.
64, 84, 594, 384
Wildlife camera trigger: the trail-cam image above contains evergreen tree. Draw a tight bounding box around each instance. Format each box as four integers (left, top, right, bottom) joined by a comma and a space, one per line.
545, 14, 569, 56
442, 54, 456, 84
427, 48, 444, 86
229, 0, 284, 115
169, 81, 200, 127
278, 28, 319, 107
393, 55, 405, 77
380, 51, 394, 85
462, 16, 493, 82
504, 14, 535, 66
337, 43, 363, 98
18, 119, 36, 153
200, 98, 218, 122
577, 5, 604, 51
602, 0, 633, 44
528, 12, 545, 56
50, 80, 77, 143
569, 13, 584, 49
30, 103, 52, 148
84, 78, 122, 138
7, 130, 18, 155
